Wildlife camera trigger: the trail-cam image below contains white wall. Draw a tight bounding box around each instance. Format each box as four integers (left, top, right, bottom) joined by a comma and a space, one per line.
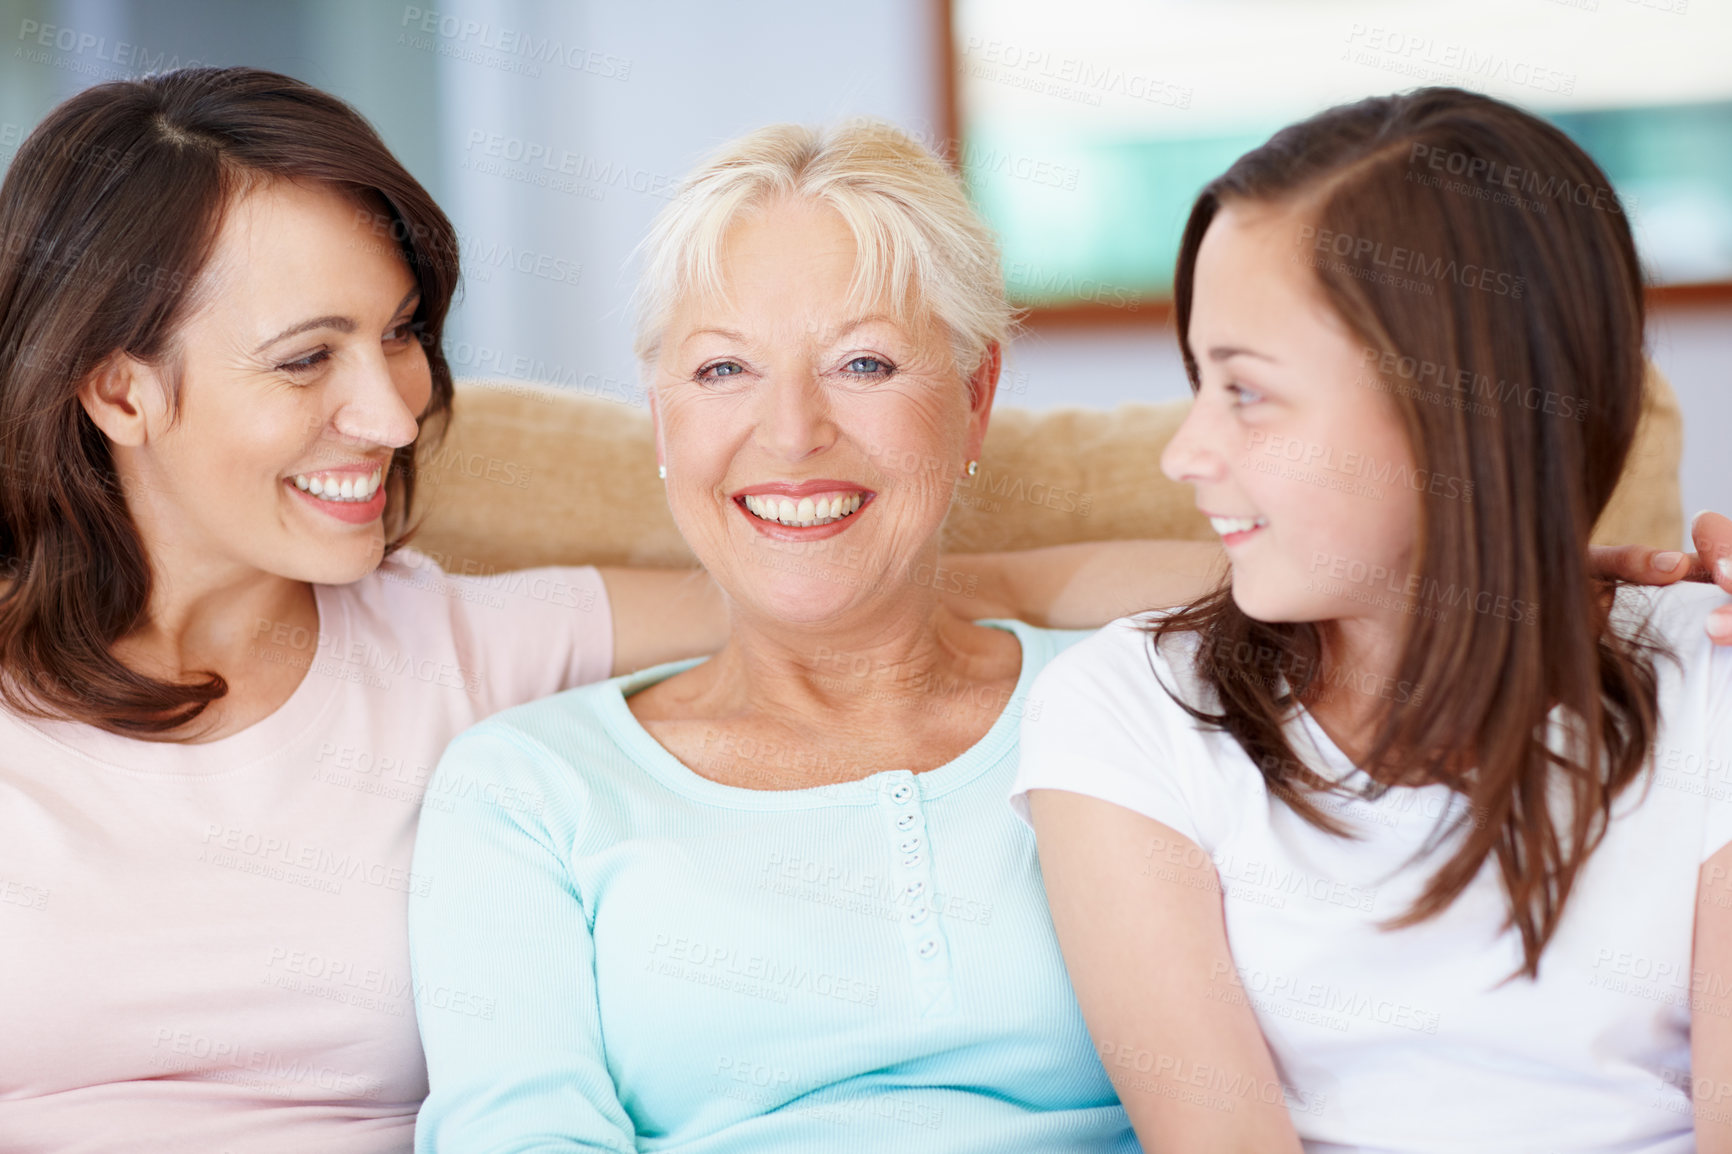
432, 0, 938, 402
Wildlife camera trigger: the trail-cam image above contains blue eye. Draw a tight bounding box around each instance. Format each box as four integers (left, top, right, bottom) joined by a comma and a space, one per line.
845, 356, 892, 376
697, 360, 745, 381
1227, 382, 1264, 407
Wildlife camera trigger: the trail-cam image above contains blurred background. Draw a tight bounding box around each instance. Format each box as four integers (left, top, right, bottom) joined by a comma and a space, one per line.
1, 0, 1726, 537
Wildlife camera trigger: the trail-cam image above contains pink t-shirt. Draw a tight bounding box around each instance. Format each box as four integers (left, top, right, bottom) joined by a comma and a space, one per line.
0, 549, 613, 1154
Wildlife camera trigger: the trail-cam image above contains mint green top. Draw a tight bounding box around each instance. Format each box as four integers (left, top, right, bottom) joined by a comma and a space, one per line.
408, 620, 1135, 1152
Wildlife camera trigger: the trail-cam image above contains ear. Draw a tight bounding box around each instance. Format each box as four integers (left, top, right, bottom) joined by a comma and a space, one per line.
962, 341, 1003, 462
76, 354, 163, 448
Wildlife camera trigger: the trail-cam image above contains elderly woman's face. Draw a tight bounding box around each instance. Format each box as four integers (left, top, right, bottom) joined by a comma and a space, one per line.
652, 197, 992, 623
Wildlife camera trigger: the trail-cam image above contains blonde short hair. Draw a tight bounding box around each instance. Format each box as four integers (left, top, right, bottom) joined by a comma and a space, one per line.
632, 119, 1013, 381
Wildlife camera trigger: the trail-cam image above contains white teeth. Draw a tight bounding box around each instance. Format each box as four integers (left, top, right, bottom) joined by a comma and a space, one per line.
291, 467, 383, 503
741, 490, 866, 528
1209, 515, 1267, 537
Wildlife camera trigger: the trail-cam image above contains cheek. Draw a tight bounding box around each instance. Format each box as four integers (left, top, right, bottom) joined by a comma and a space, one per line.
401, 350, 435, 415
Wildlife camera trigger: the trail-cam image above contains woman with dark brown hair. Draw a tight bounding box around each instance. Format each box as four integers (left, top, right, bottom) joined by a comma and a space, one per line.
0, 66, 1252, 1152
1016, 88, 1732, 1152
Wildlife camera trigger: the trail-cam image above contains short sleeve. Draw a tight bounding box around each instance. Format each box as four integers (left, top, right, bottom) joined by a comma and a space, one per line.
387, 551, 615, 714
1012, 618, 1207, 848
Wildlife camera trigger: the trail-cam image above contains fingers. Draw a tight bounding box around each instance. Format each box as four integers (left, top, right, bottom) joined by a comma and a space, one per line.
1692, 513, 1732, 646
1691, 511, 1732, 594
1588, 543, 1696, 586
1711, 603, 1732, 646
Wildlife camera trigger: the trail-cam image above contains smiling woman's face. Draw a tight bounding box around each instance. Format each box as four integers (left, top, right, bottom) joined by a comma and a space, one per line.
651, 196, 993, 626
1163, 199, 1420, 626
108, 178, 431, 587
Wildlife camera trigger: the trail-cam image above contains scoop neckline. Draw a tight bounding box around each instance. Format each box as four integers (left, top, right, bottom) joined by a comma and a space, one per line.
12, 581, 348, 775
595, 619, 1050, 811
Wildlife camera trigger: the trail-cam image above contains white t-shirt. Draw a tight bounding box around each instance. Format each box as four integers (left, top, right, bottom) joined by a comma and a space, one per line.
0, 549, 613, 1154
1012, 582, 1732, 1154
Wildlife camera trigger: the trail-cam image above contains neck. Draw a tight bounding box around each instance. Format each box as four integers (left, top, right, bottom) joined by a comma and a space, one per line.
694, 586, 1005, 725
115, 552, 315, 685
1306, 612, 1410, 762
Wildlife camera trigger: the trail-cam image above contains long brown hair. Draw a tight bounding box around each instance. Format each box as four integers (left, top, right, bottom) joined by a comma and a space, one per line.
0, 67, 460, 735
1156, 87, 1660, 977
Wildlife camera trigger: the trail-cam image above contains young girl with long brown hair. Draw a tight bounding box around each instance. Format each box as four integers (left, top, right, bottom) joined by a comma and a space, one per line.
1017, 87, 1732, 1152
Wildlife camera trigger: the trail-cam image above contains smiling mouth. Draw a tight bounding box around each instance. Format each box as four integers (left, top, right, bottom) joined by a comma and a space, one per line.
290, 467, 383, 504
1209, 514, 1268, 538
739, 491, 866, 528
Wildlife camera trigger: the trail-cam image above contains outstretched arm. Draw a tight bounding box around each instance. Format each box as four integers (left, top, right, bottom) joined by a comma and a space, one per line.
599, 540, 1227, 675
941, 540, 1226, 627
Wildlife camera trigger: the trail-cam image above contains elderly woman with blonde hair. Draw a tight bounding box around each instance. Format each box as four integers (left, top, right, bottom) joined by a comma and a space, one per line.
405, 121, 1150, 1152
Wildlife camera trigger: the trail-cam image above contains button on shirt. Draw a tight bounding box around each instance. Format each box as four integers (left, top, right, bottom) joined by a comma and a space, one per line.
408, 620, 1135, 1153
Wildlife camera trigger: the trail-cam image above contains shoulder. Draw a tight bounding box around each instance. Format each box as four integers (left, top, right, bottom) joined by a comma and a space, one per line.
1019, 613, 1214, 768
1613, 581, 1725, 649
444, 676, 624, 772
1012, 615, 1234, 837
1028, 613, 1204, 715
1613, 583, 1732, 706
337, 548, 607, 627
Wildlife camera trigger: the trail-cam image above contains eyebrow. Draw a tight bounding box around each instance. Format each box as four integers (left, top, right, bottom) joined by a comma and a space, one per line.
252, 287, 422, 354
1206, 345, 1278, 364
679, 314, 902, 349
682, 327, 746, 347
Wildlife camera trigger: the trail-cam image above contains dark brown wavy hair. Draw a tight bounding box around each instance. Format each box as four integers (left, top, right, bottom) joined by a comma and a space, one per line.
0, 67, 459, 734
1154, 87, 1660, 977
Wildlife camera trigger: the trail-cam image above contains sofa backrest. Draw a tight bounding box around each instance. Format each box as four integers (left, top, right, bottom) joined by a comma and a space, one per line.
409, 365, 1683, 573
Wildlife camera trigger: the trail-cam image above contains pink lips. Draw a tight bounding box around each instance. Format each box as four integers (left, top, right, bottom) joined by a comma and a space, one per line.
285, 479, 387, 524
731, 478, 874, 542
731, 478, 869, 499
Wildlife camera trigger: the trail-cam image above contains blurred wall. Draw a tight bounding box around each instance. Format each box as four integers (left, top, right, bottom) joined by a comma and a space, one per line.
0, 0, 1724, 538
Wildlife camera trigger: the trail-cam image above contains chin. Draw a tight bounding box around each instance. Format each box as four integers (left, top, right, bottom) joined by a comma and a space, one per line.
270, 535, 387, 587
1228, 571, 1310, 624
735, 566, 869, 625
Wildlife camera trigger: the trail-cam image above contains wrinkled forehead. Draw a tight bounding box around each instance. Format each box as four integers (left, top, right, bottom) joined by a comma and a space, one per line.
667, 196, 928, 342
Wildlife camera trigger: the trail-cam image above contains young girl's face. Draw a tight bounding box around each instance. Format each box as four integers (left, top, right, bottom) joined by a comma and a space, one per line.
1162, 200, 1422, 629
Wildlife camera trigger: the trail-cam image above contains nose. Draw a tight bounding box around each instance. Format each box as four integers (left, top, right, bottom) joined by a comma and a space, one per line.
330, 348, 425, 449
1160, 390, 1228, 487
753, 363, 835, 464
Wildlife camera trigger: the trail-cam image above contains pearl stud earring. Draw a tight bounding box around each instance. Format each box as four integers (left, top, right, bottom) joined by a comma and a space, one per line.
657, 465, 666, 480
965, 460, 979, 477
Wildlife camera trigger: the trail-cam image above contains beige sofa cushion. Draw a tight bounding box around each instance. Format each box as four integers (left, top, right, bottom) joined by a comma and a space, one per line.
410, 365, 1683, 573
